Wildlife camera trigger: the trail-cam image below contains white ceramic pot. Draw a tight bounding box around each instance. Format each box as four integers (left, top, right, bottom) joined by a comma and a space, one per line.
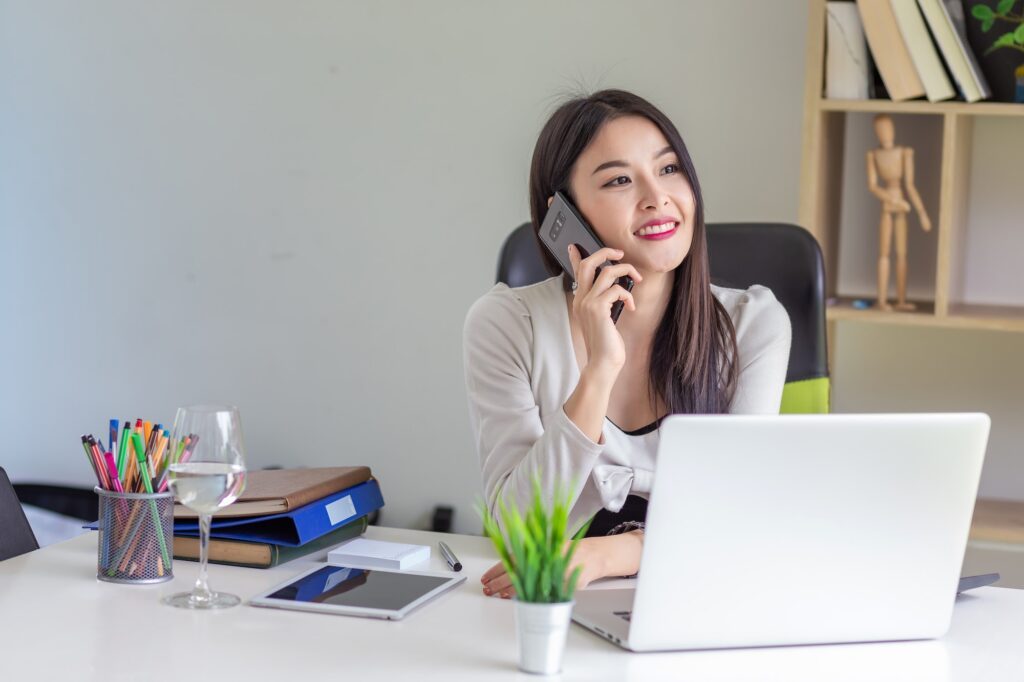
514, 599, 574, 675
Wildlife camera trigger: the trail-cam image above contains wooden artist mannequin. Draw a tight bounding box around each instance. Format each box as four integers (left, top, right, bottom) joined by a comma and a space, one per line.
866, 114, 932, 311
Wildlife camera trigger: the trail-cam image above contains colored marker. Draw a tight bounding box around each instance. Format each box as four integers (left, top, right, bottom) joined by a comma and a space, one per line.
80, 435, 102, 486
87, 437, 110, 490
103, 452, 123, 492
131, 432, 151, 492
117, 422, 131, 480
180, 434, 200, 462
151, 430, 169, 480
109, 419, 119, 461
174, 437, 189, 464
132, 431, 171, 569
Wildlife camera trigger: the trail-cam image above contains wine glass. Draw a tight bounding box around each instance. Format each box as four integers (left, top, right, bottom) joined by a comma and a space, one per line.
162, 405, 247, 609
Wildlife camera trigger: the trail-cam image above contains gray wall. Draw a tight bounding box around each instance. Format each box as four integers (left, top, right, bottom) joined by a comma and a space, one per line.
2, 1, 1020, 533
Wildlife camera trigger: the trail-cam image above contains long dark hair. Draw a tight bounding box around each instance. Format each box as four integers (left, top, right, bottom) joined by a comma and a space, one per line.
528, 89, 738, 414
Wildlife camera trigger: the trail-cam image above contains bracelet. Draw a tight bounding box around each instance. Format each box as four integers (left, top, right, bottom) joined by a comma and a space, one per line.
606, 520, 645, 536
605, 521, 644, 578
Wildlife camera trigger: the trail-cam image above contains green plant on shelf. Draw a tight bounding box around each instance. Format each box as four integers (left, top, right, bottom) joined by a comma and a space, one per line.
972, 0, 1024, 54
480, 478, 589, 604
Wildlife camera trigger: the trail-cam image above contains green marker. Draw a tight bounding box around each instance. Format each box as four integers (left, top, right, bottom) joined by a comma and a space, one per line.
131, 433, 152, 491
132, 431, 171, 569
116, 423, 130, 481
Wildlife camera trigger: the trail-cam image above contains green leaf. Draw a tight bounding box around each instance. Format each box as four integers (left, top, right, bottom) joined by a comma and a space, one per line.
527, 513, 544, 549
1015, 23, 1024, 43
508, 572, 525, 600
973, 4, 995, 21
482, 476, 585, 603
551, 499, 567, 547
539, 560, 552, 600
983, 16, 996, 31
503, 504, 528, 573
986, 31, 1017, 53
565, 565, 583, 600
523, 548, 538, 602
551, 555, 566, 601
997, 0, 1015, 16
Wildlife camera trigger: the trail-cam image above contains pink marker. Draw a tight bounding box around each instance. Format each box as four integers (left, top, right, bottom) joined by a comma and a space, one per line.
103, 452, 124, 493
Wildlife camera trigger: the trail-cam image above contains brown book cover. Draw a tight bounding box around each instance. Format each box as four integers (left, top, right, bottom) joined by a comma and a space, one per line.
174, 515, 369, 568
857, 0, 928, 100
174, 466, 372, 519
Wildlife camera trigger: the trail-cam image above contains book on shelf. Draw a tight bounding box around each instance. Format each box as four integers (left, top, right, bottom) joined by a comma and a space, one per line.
175, 515, 369, 568
916, 0, 991, 102
892, 0, 957, 100
857, 0, 928, 100
173, 465, 372, 519
174, 478, 385, 546
826, 2, 872, 98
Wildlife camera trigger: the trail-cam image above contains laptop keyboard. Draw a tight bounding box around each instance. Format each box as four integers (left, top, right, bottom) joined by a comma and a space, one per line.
614, 610, 632, 622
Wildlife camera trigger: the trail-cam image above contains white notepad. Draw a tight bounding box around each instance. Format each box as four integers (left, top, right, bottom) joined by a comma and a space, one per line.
327, 537, 431, 570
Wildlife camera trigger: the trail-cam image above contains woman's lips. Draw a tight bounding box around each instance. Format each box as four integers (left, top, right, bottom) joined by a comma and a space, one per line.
635, 222, 678, 240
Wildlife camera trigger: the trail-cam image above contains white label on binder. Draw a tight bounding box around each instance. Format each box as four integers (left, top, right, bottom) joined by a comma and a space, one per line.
326, 495, 356, 526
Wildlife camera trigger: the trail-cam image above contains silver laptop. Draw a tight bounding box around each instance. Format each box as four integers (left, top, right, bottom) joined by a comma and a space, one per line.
572, 413, 990, 652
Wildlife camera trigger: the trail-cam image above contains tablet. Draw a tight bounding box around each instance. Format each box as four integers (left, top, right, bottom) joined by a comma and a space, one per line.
249, 563, 466, 620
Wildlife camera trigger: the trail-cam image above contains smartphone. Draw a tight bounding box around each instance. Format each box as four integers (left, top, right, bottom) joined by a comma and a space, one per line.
538, 191, 635, 323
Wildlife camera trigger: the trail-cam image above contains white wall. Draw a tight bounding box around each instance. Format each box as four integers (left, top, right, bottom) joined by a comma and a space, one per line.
3, 1, 1019, 534
0, 1, 807, 532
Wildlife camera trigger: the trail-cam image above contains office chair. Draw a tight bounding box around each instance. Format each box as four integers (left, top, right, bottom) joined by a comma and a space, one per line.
1, 467, 40, 561
496, 222, 830, 413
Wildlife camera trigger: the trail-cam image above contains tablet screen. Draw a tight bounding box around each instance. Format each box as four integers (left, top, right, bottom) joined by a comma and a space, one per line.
265, 565, 452, 611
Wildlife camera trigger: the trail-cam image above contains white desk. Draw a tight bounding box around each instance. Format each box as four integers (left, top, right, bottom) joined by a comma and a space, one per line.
2, 526, 1023, 681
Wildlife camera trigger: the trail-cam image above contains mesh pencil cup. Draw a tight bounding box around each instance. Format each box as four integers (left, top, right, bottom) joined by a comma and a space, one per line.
95, 487, 174, 584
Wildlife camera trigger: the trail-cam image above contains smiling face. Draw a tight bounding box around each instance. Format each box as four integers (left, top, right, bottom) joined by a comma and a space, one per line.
567, 115, 696, 276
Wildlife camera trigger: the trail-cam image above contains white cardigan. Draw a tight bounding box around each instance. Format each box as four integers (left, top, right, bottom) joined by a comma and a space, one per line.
463, 275, 792, 533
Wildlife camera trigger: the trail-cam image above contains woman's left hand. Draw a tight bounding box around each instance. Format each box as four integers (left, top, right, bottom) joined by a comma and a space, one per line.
480, 535, 619, 599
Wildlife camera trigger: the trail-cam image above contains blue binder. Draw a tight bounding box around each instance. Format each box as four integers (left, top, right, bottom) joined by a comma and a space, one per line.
174, 479, 384, 547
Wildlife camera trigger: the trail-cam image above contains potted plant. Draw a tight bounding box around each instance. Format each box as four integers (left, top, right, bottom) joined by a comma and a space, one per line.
481, 479, 589, 675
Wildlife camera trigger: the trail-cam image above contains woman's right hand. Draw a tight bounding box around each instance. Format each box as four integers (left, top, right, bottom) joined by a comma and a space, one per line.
568, 245, 642, 379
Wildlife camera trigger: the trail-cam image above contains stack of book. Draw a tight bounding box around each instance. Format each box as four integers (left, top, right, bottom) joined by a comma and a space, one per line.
826, 0, 992, 102
173, 466, 384, 568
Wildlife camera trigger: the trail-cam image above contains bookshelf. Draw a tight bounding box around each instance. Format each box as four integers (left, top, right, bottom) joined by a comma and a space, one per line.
800, 1, 1024, 551
798, 0, 1024, 342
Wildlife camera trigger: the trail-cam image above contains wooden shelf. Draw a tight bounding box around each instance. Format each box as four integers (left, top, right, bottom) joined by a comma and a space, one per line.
947, 303, 1024, 333
820, 98, 1024, 117
972, 498, 1024, 545
799, 0, 1024, 342
827, 298, 937, 326
827, 300, 1024, 332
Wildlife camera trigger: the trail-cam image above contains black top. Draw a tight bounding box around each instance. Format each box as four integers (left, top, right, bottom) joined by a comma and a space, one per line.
608, 418, 662, 437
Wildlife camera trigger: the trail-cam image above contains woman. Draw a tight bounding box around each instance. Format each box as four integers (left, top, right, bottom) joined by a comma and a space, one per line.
464, 90, 791, 598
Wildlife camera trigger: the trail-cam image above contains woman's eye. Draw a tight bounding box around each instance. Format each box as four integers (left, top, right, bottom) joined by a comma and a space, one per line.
604, 176, 630, 187
661, 163, 680, 175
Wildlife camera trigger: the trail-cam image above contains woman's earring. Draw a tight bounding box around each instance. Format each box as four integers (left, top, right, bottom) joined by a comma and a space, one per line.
571, 280, 578, 295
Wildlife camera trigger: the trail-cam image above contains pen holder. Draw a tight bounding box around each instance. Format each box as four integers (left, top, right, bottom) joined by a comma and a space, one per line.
96, 487, 174, 584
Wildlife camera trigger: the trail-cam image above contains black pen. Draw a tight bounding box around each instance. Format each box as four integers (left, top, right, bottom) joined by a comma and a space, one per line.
438, 541, 462, 572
